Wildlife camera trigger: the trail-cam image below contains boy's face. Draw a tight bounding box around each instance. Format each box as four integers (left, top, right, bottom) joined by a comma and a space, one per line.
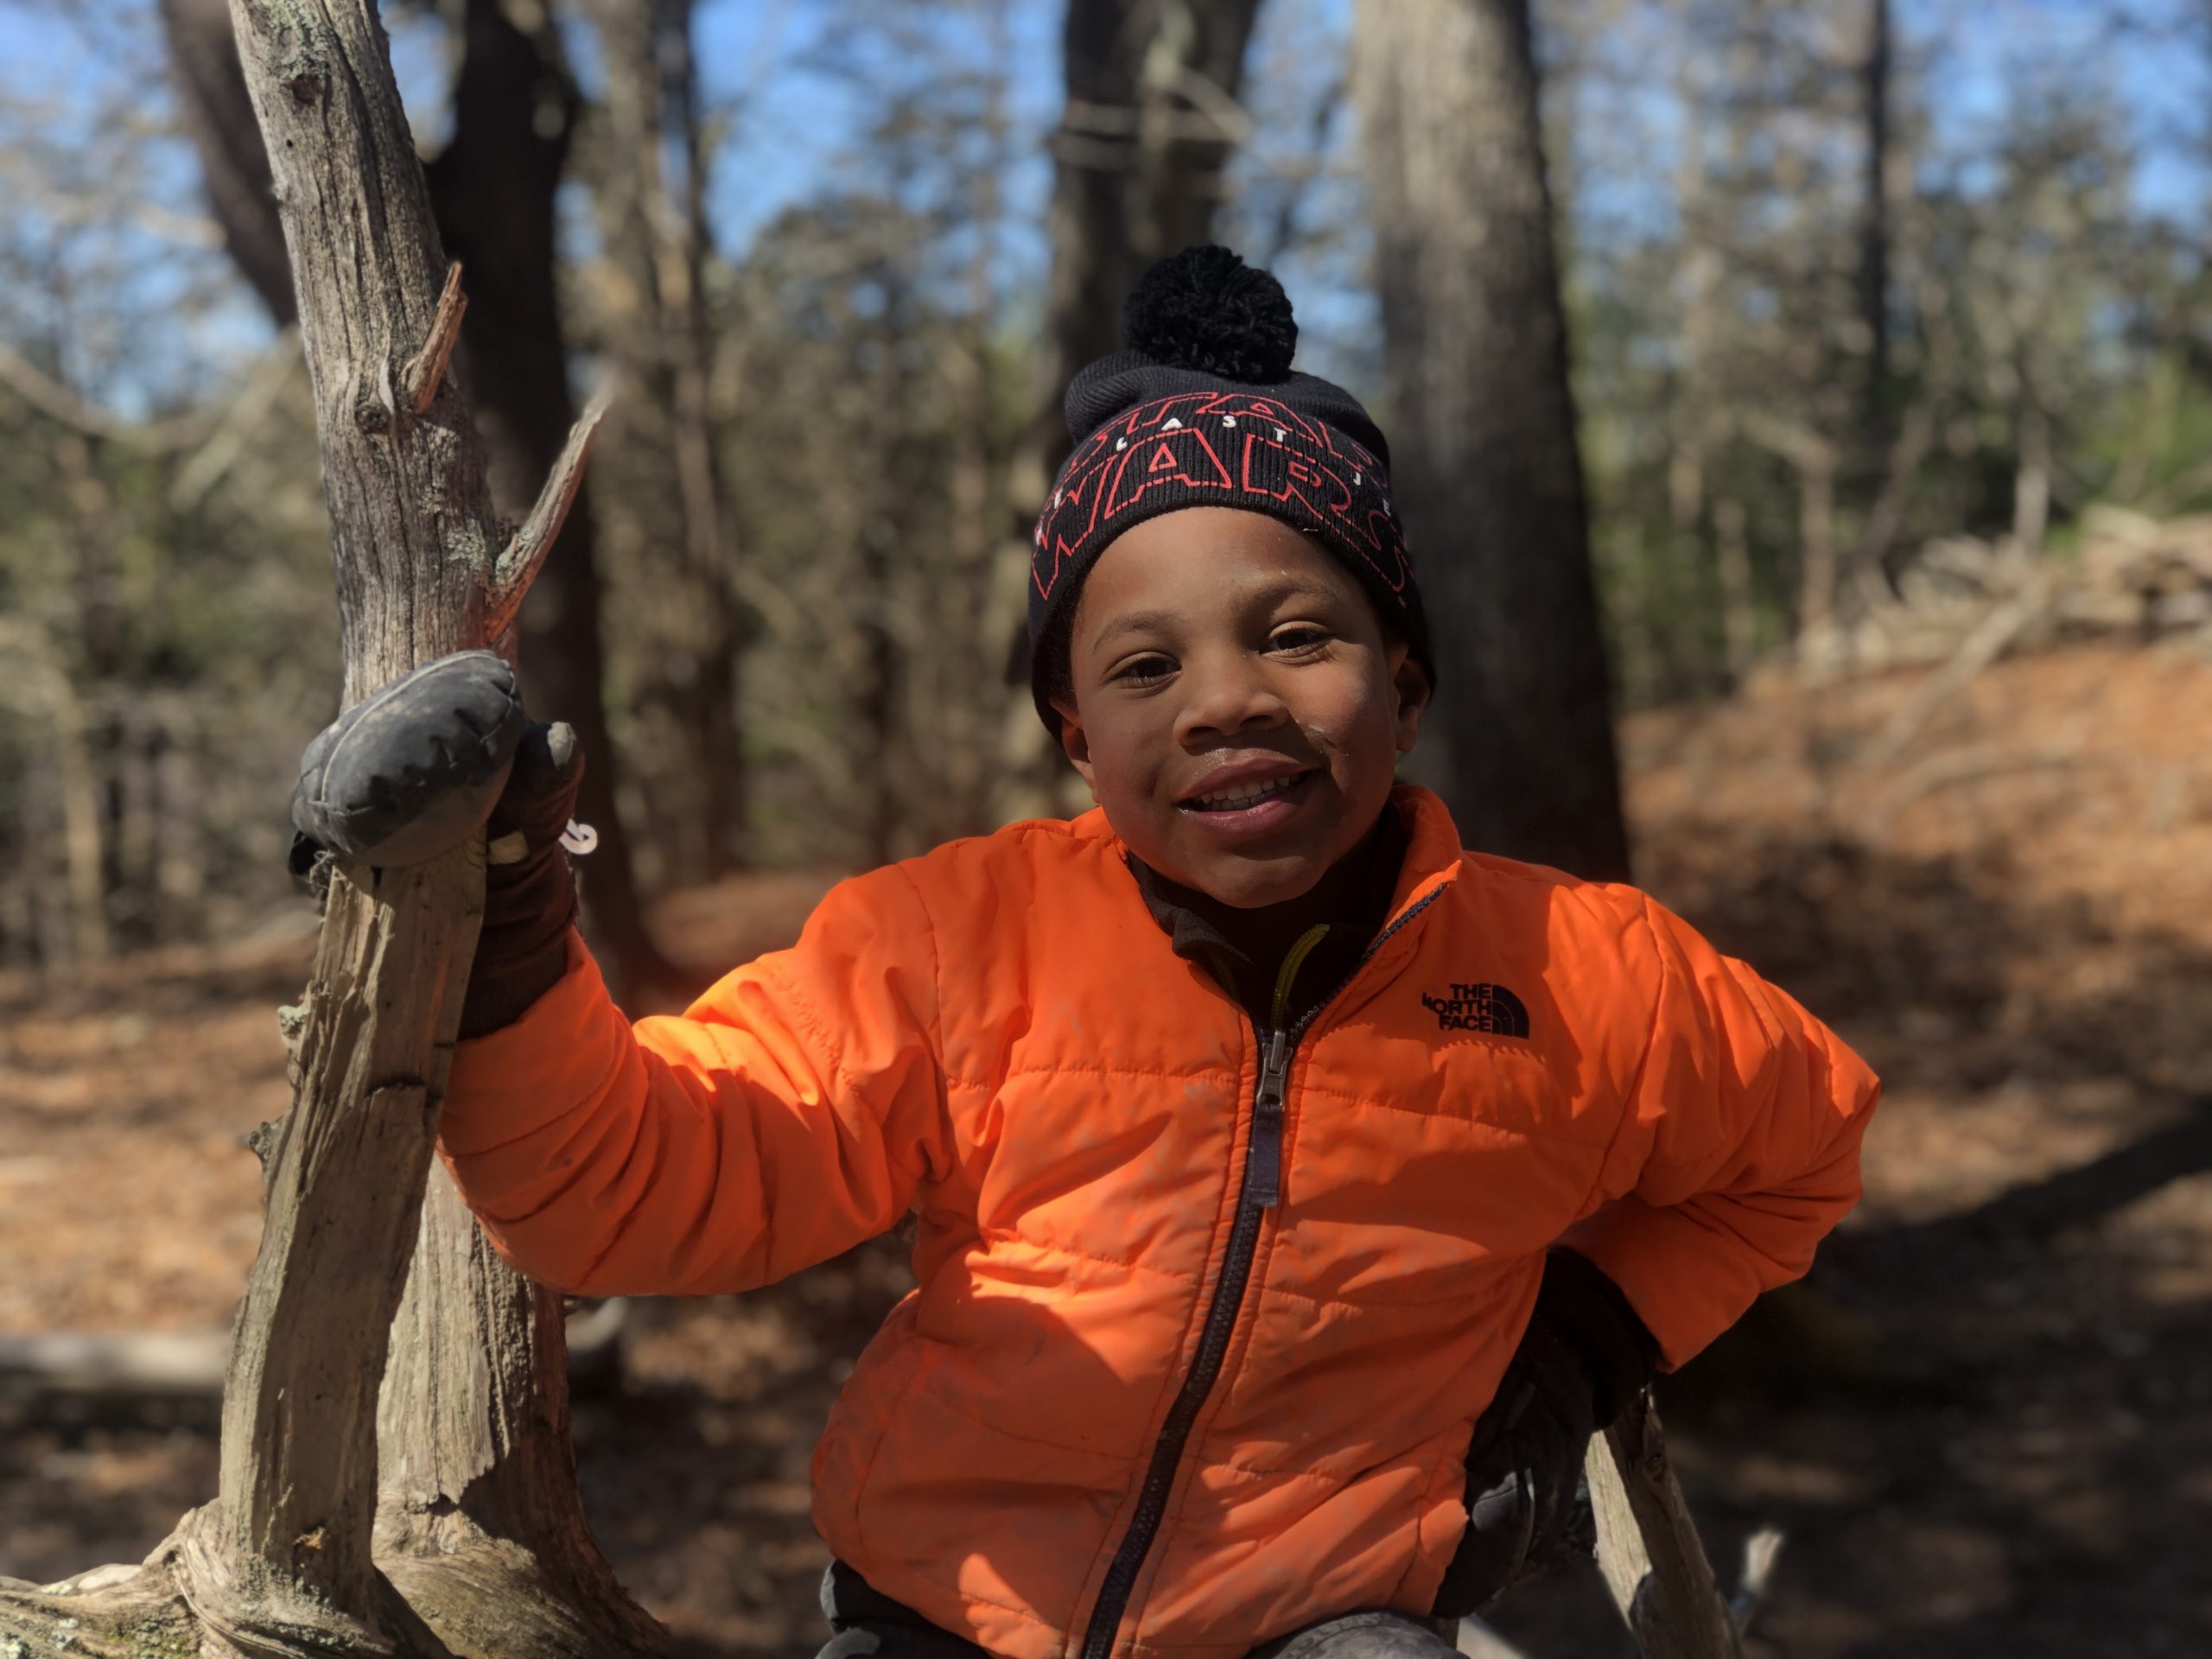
1052, 507, 1429, 909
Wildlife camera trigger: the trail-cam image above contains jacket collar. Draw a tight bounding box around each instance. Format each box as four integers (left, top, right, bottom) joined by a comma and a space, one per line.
1380, 785, 1466, 919
1098, 786, 1464, 1029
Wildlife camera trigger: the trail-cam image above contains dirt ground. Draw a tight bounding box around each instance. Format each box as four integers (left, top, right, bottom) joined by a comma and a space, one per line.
4, 638, 2210, 1658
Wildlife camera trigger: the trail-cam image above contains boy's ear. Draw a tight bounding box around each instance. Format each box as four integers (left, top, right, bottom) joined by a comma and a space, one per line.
1388, 645, 1432, 754
1052, 702, 1100, 798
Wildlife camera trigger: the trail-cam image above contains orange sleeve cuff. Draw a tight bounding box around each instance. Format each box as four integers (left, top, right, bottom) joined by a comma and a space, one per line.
442, 929, 616, 1156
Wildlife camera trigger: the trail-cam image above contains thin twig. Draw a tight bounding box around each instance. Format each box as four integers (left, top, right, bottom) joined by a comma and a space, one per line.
486, 390, 607, 641
402, 262, 468, 414
1859, 741, 2091, 838
168, 325, 303, 510
1729, 1529, 1786, 1637
0, 340, 212, 449
1859, 563, 2057, 772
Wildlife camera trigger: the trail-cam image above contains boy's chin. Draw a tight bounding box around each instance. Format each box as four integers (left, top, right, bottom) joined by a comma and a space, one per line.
1159, 848, 1329, 910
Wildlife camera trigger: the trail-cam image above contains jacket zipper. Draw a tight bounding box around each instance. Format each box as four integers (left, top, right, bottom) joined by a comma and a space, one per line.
1077, 886, 1450, 1659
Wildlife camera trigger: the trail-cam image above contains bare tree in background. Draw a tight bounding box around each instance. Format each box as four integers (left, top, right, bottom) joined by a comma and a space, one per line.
0, 0, 666, 1646
156, 0, 293, 321
1354, 0, 1631, 881
155, 0, 678, 1000
1037, 0, 1268, 475
1857, 0, 1894, 496
585, 0, 747, 882
1001, 0, 1266, 814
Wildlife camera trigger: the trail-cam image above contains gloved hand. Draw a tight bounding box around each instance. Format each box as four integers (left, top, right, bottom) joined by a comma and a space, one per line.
1431, 1250, 1659, 1618
287, 650, 585, 1037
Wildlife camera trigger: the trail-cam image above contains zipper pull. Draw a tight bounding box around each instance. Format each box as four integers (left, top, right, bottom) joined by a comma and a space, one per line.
1249, 1029, 1290, 1209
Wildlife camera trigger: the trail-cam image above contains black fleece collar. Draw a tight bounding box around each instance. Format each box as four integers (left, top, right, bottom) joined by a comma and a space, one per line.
1125, 804, 1409, 1032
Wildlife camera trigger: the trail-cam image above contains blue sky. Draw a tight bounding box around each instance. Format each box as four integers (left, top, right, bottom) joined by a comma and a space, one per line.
0, 0, 2204, 410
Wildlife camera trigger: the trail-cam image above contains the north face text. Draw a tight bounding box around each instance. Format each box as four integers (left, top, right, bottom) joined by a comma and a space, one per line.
1420, 982, 1530, 1039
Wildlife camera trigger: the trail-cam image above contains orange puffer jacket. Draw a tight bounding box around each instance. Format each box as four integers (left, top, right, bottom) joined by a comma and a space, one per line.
439, 787, 1877, 1659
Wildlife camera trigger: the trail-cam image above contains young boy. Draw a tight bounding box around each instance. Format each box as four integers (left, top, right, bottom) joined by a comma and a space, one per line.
293, 247, 1877, 1659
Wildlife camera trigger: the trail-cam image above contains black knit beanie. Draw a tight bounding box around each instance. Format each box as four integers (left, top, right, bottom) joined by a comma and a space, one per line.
1029, 245, 1431, 732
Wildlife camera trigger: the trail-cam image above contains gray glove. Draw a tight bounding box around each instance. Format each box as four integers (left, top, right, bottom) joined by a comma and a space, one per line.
289, 651, 584, 1035
289, 651, 525, 868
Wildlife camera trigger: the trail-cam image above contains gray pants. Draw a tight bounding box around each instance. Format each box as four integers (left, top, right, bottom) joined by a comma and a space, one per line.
817, 1565, 1459, 1659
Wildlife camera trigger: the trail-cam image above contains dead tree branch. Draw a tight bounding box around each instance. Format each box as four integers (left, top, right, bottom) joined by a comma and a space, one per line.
1586, 1396, 1751, 1659
0, 0, 652, 1650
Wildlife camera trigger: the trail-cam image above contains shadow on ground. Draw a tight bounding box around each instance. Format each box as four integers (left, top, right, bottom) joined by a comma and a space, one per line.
1478, 833, 2212, 1659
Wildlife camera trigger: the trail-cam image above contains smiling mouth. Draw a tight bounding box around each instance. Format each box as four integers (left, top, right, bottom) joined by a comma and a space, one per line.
1179, 770, 1316, 812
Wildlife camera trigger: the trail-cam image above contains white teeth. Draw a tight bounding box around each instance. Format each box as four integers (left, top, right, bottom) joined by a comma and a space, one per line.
1190, 775, 1300, 810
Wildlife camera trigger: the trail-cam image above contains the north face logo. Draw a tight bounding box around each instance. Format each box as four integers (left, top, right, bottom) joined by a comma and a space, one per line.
1420, 982, 1529, 1039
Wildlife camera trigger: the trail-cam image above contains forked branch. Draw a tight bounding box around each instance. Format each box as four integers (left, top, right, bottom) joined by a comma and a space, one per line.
0, 0, 639, 1649
486, 393, 607, 642
402, 262, 469, 415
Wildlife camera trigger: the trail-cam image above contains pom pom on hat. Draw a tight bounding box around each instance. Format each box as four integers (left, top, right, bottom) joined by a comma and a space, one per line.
1123, 245, 1298, 383
1031, 244, 1429, 736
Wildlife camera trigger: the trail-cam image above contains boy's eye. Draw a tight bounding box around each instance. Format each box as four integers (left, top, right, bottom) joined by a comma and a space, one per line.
1112, 654, 1174, 686
1269, 625, 1332, 653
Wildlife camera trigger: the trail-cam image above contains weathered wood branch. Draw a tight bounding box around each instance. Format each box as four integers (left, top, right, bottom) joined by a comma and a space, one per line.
1586, 1397, 1748, 1659
402, 261, 469, 415
486, 395, 606, 644
2, 0, 655, 1651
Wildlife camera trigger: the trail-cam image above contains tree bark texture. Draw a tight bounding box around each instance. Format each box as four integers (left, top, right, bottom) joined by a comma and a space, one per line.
423, 0, 682, 1000
1353, 0, 1633, 882
156, 0, 677, 1001
585, 0, 747, 881
998, 0, 1262, 818
1, 2, 658, 1654
1035, 0, 1266, 479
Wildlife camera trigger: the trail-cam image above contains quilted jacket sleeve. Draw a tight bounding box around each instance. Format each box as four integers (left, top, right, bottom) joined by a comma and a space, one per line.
1563, 893, 1880, 1369
436, 863, 950, 1297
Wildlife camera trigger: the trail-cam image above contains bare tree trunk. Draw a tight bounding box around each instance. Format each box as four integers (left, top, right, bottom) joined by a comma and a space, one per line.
1855, 0, 1892, 495
425, 0, 681, 999
156, 0, 677, 1003
998, 0, 1264, 818
1713, 496, 1758, 677
1795, 441, 1840, 641
587, 0, 747, 880
1847, 0, 1898, 599
1354, 0, 1632, 881
155, 0, 296, 324
1035, 0, 1266, 478
52, 426, 119, 963
0, 617, 111, 968
0, 1, 660, 1652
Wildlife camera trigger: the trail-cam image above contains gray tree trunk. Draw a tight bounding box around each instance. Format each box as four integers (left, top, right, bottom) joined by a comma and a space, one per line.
0, 1, 661, 1653
155, 0, 297, 325
1353, 0, 1632, 881
998, 0, 1265, 816
422, 0, 683, 999
155, 0, 678, 1003
1035, 0, 1267, 478
585, 0, 747, 881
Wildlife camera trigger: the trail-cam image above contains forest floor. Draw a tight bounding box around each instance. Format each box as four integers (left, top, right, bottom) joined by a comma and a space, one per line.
4, 636, 2210, 1658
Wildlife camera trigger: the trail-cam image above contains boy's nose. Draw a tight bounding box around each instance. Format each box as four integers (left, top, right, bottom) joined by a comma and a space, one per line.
1174, 652, 1290, 743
